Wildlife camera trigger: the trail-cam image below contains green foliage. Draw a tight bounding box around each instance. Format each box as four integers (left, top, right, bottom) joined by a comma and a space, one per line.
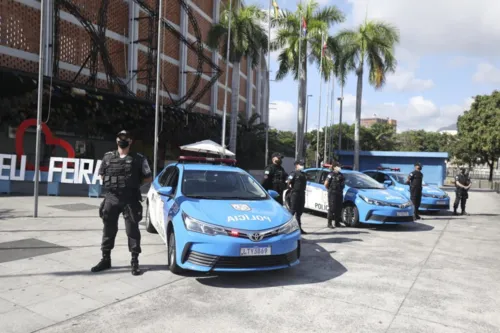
456, 91, 500, 181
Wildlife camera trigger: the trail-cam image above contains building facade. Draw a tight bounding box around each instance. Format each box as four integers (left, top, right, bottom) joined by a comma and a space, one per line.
0, 0, 269, 121
360, 117, 397, 130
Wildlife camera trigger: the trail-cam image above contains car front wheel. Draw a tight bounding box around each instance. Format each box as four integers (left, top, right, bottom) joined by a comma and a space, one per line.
343, 204, 360, 228
168, 230, 183, 274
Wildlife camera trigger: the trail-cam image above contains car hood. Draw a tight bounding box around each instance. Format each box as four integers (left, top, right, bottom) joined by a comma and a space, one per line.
355, 188, 409, 204
394, 183, 446, 196
180, 198, 292, 230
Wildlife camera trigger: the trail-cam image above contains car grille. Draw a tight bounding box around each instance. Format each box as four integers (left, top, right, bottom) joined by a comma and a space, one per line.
368, 214, 415, 223
423, 193, 447, 198
185, 248, 299, 269
421, 204, 449, 209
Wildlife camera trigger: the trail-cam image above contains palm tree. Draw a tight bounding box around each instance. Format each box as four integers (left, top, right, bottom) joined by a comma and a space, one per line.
206, 1, 268, 156
333, 20, 400, 170
271, 0, 345, 160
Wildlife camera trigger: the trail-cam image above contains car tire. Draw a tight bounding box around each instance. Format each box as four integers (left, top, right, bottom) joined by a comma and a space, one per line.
342, 204, 360, 228
168, 230, 183, 274
145, 202, 157, 234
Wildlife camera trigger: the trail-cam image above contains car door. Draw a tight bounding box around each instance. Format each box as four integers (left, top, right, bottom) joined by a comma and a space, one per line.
318, 171, 330, 212
161, 166, 179, 223
150, 166, 174, 226
303, 169, 319, 209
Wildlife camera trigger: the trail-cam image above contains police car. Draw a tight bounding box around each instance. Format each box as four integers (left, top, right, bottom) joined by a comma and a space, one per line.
283, 165, 414, 227
145, 156, 301, 274
362, 167, 450, 213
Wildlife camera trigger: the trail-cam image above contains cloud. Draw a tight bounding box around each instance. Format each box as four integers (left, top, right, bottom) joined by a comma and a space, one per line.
472, 63, 500, 84
448, 56, 471, 68
332, 95, 473, 132
347, 0, 500, 57
386, 67, 435, 92
268, 100, 296, 131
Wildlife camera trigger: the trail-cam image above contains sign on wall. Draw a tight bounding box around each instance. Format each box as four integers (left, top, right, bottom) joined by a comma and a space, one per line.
0, 119, 102, 184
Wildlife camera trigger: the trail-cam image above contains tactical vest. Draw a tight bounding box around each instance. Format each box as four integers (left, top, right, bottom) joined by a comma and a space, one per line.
327, 172, 345, 193
290, 171, 307, 192
272, 166, 284, 184
410, 171, 423, 188
103, 152, 141, 193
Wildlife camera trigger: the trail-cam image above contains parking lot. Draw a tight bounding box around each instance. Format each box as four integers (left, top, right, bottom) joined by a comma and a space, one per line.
1, 189, 499, 333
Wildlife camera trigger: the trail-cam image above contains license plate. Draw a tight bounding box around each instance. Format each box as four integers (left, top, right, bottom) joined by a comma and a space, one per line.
397, 211, 409, 216
240, 246, 271, 256
436, 201, 446, 205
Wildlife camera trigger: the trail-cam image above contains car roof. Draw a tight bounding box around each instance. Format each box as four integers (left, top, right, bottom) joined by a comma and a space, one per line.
304, 168, 358, 174
177, 163, 246, 172
363, 169, 402, 175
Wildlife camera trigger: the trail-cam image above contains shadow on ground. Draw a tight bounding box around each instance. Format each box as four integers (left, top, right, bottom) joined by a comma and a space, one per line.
0, 209, 16, 220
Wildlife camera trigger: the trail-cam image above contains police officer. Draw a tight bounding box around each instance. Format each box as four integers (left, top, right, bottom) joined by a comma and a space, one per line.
324, 161, 345, 228
453, 167, 471, 215
91, 130, 153, 275
286, 160, 307, 234
406, 162, 423, 220
262, 152, 287, 204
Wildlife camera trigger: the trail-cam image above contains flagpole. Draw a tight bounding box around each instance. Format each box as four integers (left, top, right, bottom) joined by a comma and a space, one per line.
323, 72, 330, 163
153, 0, 164, 178
315, 33, 324, 167
221, 0, 233, 151
330, 74, 335, 159
33, 0, 46, 217
265, 0, 272, 166
295, 2, 302, 160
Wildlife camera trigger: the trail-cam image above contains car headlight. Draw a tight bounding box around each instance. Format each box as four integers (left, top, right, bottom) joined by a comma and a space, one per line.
359, 194, 390, 206
278, 218, 300, 234
182, 212, 227, 236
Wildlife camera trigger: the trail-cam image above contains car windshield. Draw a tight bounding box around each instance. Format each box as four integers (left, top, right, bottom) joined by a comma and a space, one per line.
390, 173, 428, 185
181, 170, 268, 200
344, 173, 385, 189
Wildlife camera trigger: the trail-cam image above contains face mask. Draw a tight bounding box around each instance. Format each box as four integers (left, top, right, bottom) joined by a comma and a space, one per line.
118, 140, 130, 148
297, 165, 304, 171
334, 166, 341, 172
274, 159, 282, 165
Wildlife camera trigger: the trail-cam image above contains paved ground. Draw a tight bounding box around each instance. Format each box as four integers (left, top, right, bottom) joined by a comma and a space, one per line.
0, 190, 499, 333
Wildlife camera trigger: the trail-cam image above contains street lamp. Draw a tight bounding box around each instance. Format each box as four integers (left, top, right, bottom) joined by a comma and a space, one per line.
265, 102, 277, 167
304, 94, 312, 164
337, 86, 344, 157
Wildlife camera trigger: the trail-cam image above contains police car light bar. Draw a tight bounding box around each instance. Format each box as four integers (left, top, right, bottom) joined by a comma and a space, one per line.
178, 156, 237, 165
377, 166, 400, 171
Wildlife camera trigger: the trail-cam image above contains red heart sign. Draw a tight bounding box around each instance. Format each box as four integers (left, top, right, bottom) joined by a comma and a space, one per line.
15, 119, 76, 171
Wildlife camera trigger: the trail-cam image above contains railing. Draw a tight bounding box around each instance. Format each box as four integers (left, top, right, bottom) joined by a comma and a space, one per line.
447, 169, 500, 180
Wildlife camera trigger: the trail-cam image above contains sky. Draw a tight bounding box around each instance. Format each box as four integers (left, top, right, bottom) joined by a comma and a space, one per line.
247, 0, 500, 133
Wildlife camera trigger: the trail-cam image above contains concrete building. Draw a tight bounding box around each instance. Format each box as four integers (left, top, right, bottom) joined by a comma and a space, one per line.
361, 117, 397, 130
0, 0, 268, 119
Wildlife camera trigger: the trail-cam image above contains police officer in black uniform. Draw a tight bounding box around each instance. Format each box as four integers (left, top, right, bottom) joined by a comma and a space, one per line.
91, 130, 153, 275
286, 160, 307, 234
453, 167, 471, 215
261, 152, 287, 204
406, 162, 423, 220
324, 161, 345, 228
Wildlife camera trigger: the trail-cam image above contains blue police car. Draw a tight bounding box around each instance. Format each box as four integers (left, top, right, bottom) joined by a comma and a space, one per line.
283, 165, 415, 227
362, 167, 450, 213
145, 156, 301, 274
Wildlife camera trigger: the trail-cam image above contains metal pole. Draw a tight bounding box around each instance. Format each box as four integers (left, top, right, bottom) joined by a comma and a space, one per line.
323, 74, 330, 162
330, 75, 335, 158
338, 84, 344, 156
33, 0, 46, 218
264, 0, 271, 167
304, 94, 311, 165
295, 0, 303, 160
221, 0, 233, 150
315, 34, 324, 167
153, 0, 163, 178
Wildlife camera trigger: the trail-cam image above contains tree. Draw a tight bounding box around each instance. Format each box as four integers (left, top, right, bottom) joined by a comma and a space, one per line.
236, 112, 267, 169
206, 1, 268, 156
456, 91, 500, 181
333, 20, 400, 170
271, 0, 345, 160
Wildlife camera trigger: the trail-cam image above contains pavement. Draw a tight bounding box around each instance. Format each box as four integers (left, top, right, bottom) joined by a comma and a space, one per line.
0, 190, 499, 333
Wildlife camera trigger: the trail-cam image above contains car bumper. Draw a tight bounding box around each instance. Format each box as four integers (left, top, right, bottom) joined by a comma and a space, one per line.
359, 205, 415, 224
419, 197, 450, 211
175, 229, 301, 272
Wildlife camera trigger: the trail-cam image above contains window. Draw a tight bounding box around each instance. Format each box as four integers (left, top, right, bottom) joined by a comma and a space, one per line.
364, 172, 377, 179
158, 167, 174, 187
181, 170, 268, 200
319, 171, 329, 184
304, 170, 319, 182
166, 167, 180, 192
343, 173, 385, 189
375, 172, 386, 183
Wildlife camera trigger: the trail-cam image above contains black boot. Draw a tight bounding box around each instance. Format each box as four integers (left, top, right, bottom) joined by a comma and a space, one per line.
131, 253, 142, 276
91, 251, 111, 272
327, 218, 334, 229
453, 207, 458, 215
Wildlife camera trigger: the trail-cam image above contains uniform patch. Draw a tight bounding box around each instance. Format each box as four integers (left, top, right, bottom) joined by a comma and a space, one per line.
327, 174, 332, 178
288, 175, 293, 179
231, 204, 251, 211
264, 170, 270, 175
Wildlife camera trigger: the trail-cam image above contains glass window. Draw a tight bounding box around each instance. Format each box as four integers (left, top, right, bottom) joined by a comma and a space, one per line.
319, 171, 329, 184
343, 173, 386, 189
181, 170, 268, 200
304, 170, 319, 182
158, 167, 174, 187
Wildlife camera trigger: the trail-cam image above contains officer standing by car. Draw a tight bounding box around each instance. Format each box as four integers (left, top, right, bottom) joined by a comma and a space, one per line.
91, 130, 153, 276
261, 152, 287, 204
406, 162, 423, 220
453, 167, 471, 215
324, 161, 345, 229
286, 160, 308, 234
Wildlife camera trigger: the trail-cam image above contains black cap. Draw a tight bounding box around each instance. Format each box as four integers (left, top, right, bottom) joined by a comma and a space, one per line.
294, 160, 304, 165
117, 130, 131, 139
272, 152, 283, 158
414, 162, 422, 167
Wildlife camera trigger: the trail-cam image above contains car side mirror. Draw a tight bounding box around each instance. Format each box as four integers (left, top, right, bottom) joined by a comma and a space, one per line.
268, 190, 279, 198
384, 180, 392, 187
158, 186, 173, 196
